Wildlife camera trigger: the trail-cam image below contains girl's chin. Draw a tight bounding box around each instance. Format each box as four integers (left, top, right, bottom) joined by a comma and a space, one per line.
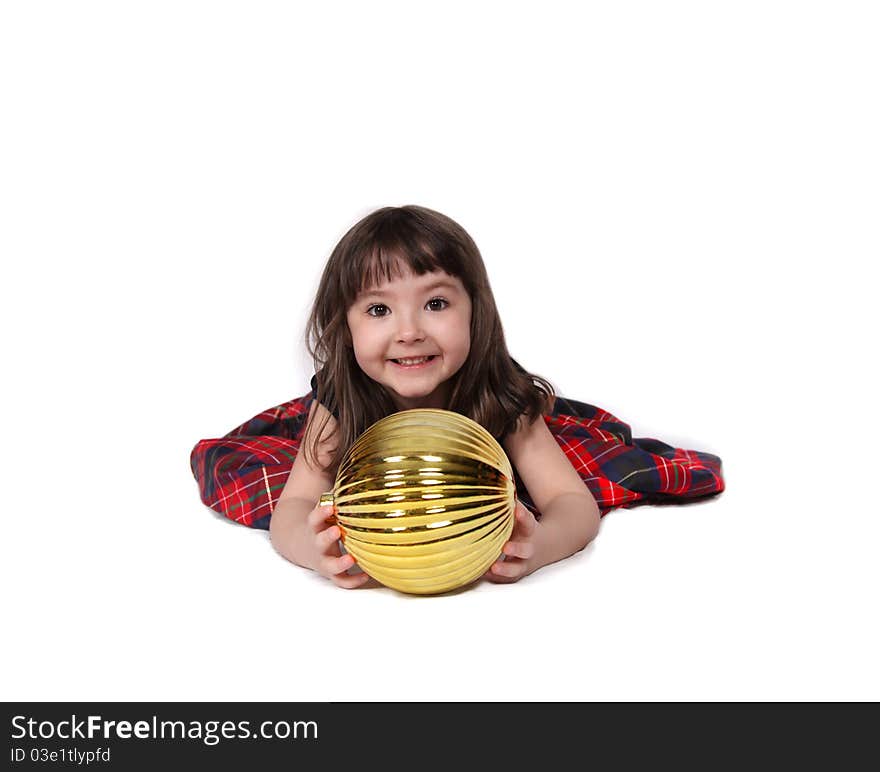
386, 382, 448, 408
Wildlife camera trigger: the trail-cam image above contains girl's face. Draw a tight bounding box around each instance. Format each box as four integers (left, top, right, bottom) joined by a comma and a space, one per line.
346, 266, 472, 411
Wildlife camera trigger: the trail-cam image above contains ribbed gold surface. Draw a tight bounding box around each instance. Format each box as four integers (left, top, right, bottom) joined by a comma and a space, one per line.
320, 409, 515, 595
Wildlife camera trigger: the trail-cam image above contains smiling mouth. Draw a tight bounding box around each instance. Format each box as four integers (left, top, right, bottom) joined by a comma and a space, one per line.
390, 355, 437, 366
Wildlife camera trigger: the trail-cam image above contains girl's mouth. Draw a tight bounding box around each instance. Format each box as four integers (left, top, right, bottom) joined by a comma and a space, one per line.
389, 355, 437, 369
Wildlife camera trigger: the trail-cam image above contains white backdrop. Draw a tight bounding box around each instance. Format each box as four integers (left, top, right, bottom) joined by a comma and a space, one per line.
2, 1, 877, 701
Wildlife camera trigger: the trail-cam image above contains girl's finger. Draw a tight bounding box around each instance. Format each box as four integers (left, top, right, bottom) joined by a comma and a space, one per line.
307, 504, 333, 529
332, 571, 371, 590
317, 525, 341, 549
489, 557, 523, 579
516, 503, 537, 535
482, 567, 517, 584
320, 552, 355, 578
503, 540, 534, 560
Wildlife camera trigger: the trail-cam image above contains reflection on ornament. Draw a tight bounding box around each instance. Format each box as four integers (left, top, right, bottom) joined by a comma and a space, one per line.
319, 409, 515, 595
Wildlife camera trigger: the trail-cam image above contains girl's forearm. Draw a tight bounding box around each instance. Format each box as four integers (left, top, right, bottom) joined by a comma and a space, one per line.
534, 492, 601, 569
269, 497, 318, 569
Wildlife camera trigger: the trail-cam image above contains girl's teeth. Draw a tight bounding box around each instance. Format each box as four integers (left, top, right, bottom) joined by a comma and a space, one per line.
397, 357, 430, 365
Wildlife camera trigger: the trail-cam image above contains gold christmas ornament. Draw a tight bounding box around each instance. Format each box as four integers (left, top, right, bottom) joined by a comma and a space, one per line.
319, 409, 516, 595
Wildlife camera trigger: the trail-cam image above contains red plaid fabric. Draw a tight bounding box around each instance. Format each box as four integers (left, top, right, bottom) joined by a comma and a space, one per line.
190, 392, 725, 530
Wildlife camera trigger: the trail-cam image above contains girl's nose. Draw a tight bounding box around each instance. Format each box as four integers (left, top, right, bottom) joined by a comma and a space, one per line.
395, 327, 426, 343
394, 311, 426, 342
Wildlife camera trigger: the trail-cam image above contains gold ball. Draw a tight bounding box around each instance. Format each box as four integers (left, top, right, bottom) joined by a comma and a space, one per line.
320, 409, 516, 594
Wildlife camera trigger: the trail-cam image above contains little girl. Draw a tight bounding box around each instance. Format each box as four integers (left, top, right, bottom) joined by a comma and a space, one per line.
191, 205, 724, 589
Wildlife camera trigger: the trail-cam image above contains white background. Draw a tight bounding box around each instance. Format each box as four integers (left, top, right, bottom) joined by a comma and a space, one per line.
2, 1, 877, 701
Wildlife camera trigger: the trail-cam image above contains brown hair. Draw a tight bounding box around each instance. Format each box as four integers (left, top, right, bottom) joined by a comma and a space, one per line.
304, 205, 555, 474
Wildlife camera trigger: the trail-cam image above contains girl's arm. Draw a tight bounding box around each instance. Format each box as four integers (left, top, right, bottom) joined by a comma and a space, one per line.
495, 413, 601, 581
270, 400, 369, 589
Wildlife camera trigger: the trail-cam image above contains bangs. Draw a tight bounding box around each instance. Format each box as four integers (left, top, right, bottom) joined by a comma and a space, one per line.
340, 213, 466, 305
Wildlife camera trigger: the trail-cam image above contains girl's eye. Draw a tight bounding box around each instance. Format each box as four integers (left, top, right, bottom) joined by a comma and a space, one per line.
366, 298, 448, 317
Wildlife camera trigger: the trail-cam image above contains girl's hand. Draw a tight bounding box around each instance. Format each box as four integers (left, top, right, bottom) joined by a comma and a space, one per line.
305, 504, 371, 589
484, 498, 540, 584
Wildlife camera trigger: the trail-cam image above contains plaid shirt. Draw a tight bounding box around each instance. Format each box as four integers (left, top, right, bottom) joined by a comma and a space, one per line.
190, 392, 725, 530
